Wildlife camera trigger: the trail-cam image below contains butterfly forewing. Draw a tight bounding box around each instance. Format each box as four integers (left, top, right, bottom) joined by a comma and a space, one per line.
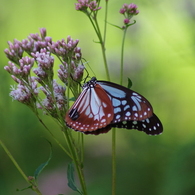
65, 82, 114, 132
97, 80, 153, 122
111, 114, 163, 135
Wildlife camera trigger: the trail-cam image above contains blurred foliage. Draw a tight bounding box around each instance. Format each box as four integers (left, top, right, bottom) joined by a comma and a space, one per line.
1, 0, 195, 195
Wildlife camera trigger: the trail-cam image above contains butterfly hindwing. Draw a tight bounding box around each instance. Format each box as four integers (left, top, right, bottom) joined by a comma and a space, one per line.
111, 113, 163, 135
97, 80, 153, 122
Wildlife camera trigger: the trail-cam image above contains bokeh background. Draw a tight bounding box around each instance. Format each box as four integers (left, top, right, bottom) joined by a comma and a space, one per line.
1, 0, 195, 195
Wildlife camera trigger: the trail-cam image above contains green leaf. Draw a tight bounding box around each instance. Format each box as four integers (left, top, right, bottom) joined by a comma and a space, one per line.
107, 21, 123, 30
16, 186, 32, 191
67, 162, 82, 194
127, 77, 133, 89
34, 140, 52, 180
69, 97, 76, 101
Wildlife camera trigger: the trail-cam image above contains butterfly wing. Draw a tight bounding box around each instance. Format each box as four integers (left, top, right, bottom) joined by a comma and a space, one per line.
65, 83, 114, 132
111, 113, 163, 135
66, 77, 163, 136
97, 80, 154, 123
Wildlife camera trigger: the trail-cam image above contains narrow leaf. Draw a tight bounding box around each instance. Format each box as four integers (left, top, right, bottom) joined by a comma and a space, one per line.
67, 162, 82, 194
107, 21, 123, 30
127, 77, 133, 89
34, 140, 52, 180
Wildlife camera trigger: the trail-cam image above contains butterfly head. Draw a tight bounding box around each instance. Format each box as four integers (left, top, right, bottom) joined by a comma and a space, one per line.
82, 77, 97, 89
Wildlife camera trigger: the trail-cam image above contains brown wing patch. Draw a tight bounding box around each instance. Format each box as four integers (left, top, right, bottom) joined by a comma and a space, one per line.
65, 84, 114, 132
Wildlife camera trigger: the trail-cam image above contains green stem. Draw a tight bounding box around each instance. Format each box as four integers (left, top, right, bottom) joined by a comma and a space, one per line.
63, 130, 87, 195
103, 0, 108, 44
0, 140, 42, 195
94, 17, 110, 81
37, 117, 72, 158
112, 128, 116, 195
120, 27, 128, 85
87, 10, 110, 81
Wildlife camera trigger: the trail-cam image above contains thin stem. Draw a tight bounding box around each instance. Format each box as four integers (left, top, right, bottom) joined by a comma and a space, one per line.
79, 133, 85, 165
86, 10, 110, 81
0, 140, 42, 195
37, 117, 72, 158
103, 0, 108, 44
63, 130, 87, 195
120, 27, 128, 85
112, 128, 116, 195
93, 16, 110, 81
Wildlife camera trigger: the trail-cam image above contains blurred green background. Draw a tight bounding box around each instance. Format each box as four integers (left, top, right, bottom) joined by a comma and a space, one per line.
1, 0, 195, 195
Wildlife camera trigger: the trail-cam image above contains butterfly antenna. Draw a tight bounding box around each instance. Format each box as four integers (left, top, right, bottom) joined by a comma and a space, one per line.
81, 58, 96, 79
69, 74, 82, 87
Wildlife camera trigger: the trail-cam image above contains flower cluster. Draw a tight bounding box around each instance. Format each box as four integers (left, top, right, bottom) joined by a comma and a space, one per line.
120, 3, 139, 25
75, 0, 101, 12
48, 36, 84, 84
4, 28, 84, 120
37, 80, 66, 117
10, 77, 38, 105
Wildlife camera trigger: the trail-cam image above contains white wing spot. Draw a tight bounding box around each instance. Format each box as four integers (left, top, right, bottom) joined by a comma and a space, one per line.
133, 121, 137, 125
153, 126, 157, 130
101, 119, 106, 123
142, 124, 146, 128
134, 113, 138, 117
131, 96, 141, 111
85, 106, 90, 116
126, 111, 131, 116
124, 105, 130, 111
146, 118, 150, 123
89, 113, 93, 118
102, 102, 107, 107
112, 98, 121, 106
114, 107, 121, 114
108, 113, 112, 118
116, 114, 120, 119
132, 106, 137, 111
122, 100, 127, 105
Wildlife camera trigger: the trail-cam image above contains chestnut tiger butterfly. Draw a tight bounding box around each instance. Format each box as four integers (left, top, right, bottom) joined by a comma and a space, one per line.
65, 77, 163, 135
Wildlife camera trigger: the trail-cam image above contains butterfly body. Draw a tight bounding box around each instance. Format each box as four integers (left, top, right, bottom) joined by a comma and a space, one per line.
65, 77, 163, 135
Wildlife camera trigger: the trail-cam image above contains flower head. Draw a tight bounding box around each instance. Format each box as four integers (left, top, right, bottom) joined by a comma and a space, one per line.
10, 78, 38, 106
32, 48, 54, 83
4, 39, 23, 64
120, 3, 139, 25
4, 57, 34, 81
75, 0, 101, 12
38, 80, 66, 117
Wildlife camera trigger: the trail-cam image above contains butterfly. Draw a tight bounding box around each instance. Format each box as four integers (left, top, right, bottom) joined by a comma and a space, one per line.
65, 77, 163, 135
